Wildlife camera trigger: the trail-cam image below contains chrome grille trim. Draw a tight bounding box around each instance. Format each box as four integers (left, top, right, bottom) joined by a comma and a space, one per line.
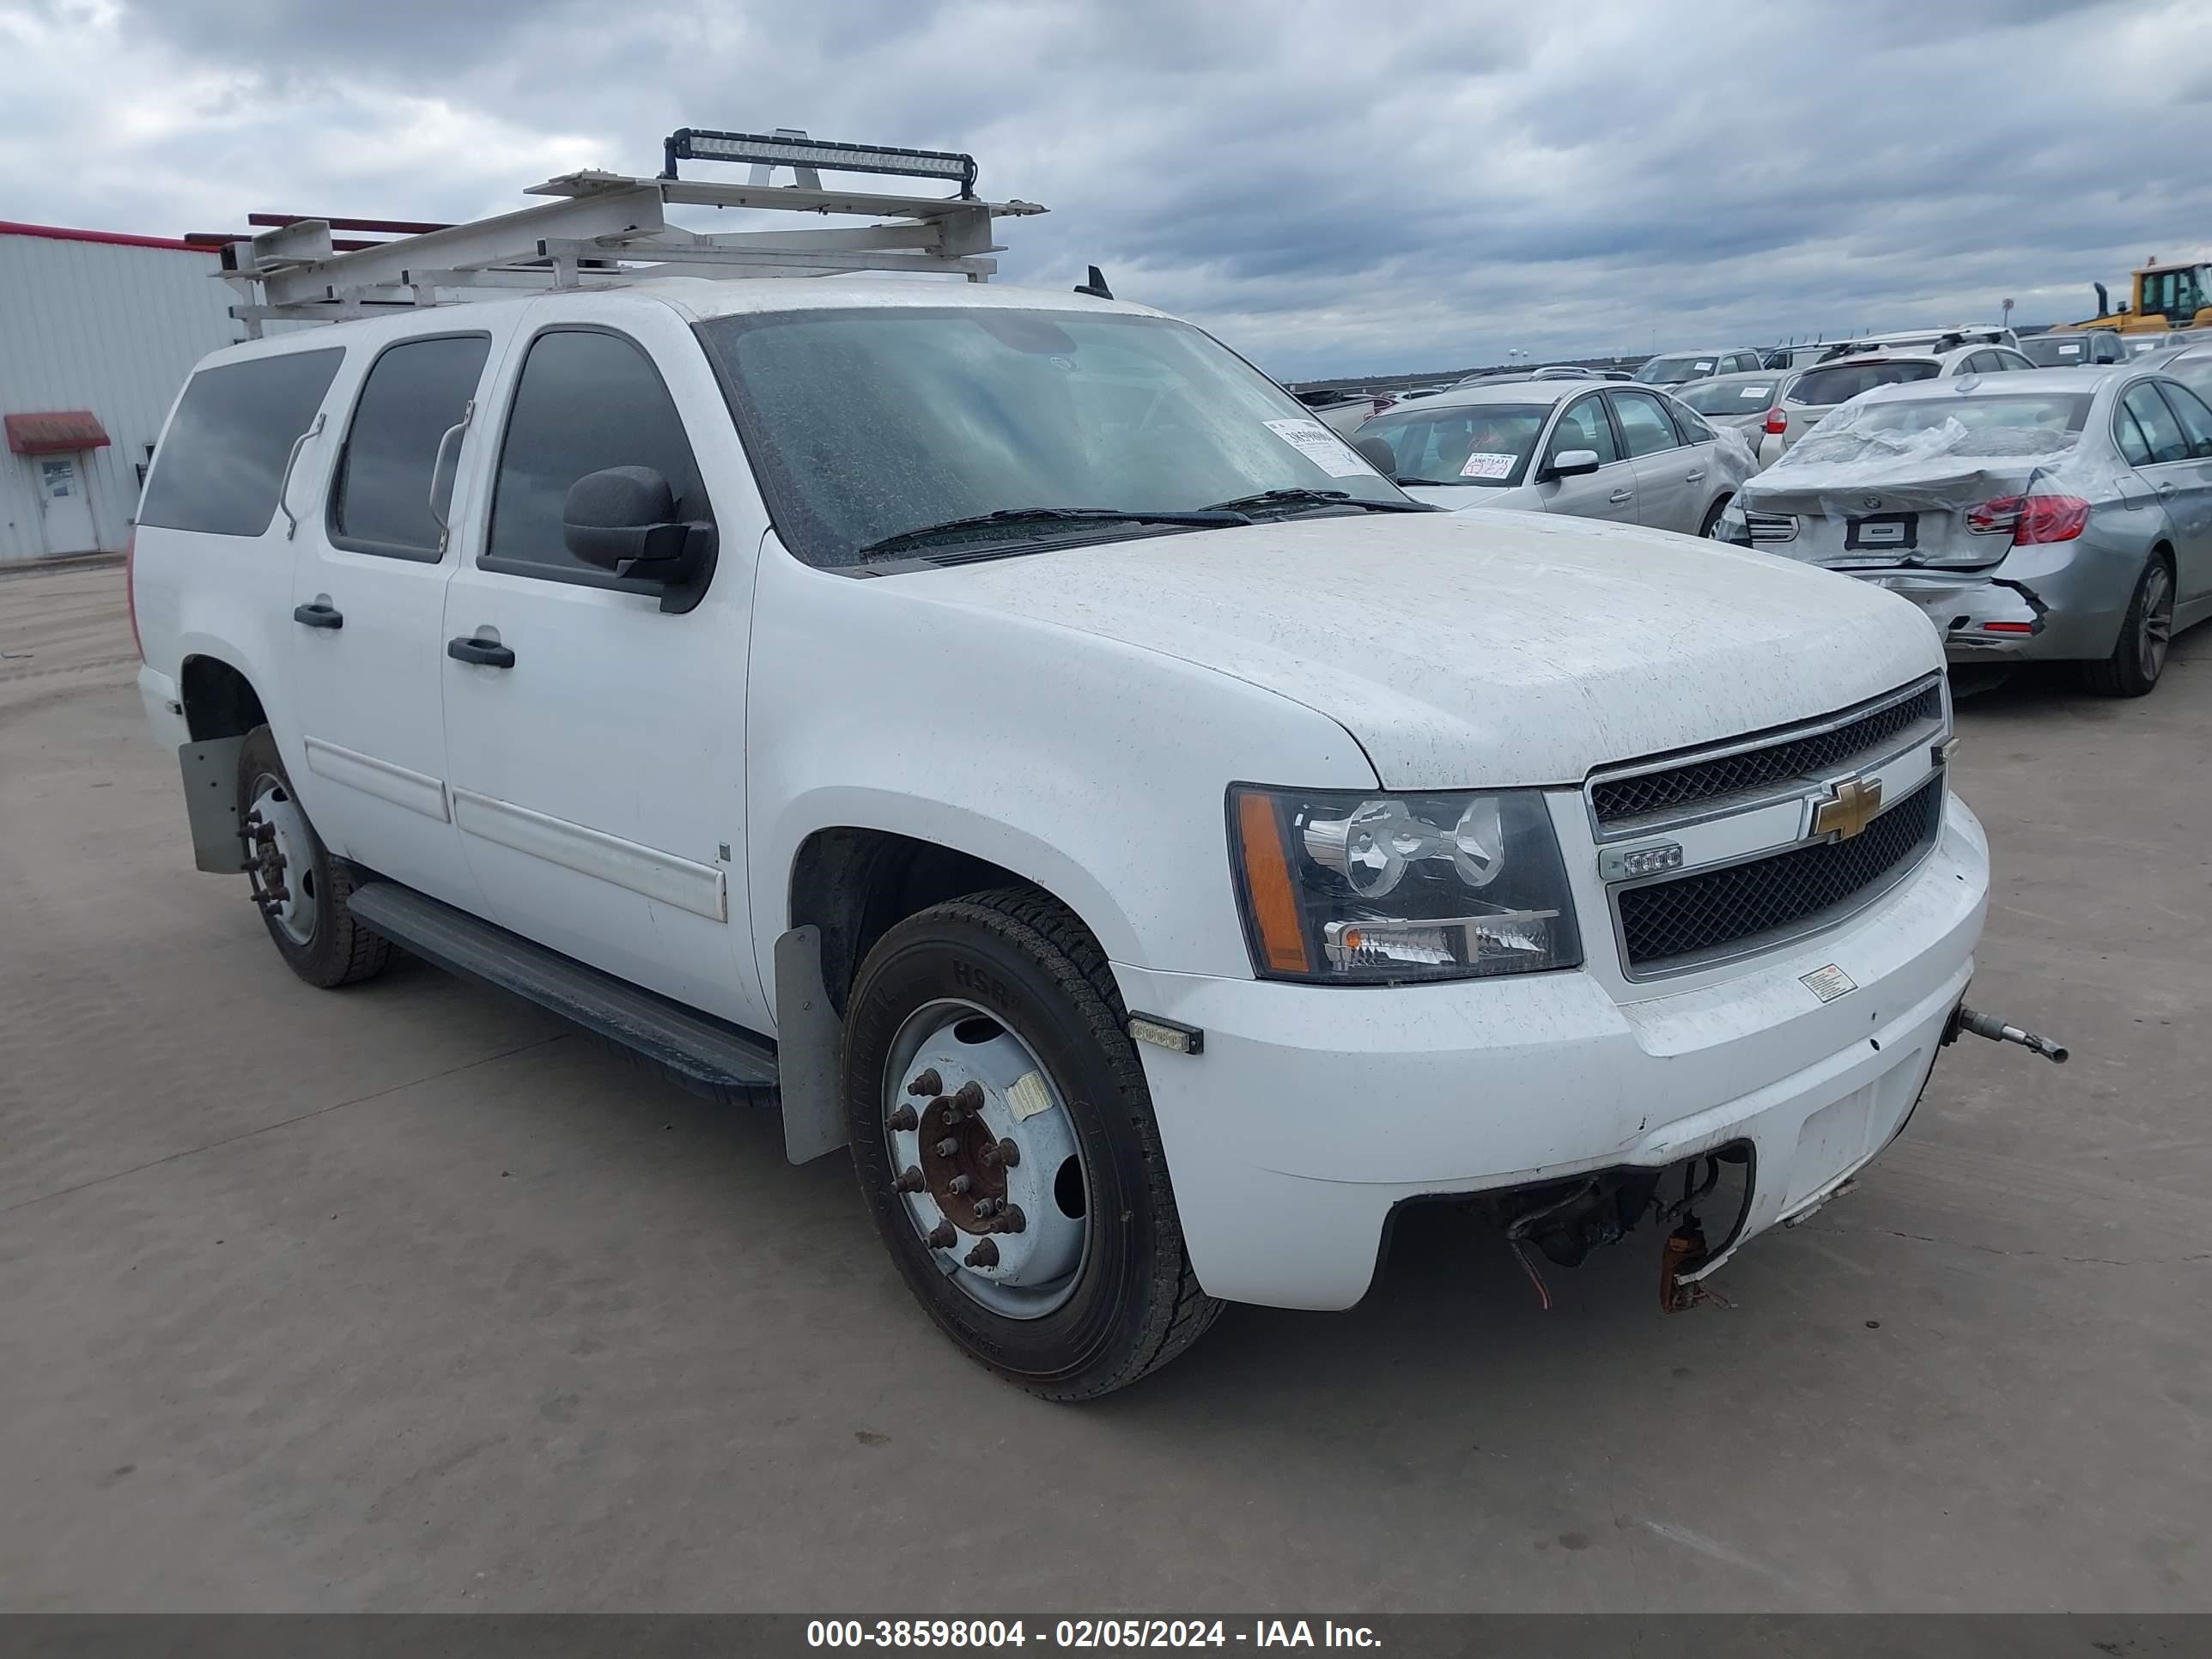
1585, 674, 1947, 840
1610, 773, 1946, 981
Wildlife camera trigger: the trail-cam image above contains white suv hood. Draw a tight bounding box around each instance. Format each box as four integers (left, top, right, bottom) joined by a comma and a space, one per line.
905, 509, 1942, 789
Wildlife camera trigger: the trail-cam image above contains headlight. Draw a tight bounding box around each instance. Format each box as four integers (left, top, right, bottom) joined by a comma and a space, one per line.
1229, 786, 1581, 984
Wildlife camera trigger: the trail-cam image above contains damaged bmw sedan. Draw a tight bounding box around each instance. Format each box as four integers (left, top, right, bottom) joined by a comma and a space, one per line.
1719, 367, 2212, 696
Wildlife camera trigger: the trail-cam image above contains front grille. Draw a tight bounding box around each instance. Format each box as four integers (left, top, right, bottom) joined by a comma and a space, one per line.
1617, 775, 1942, 973
1590, 681, 1942, 827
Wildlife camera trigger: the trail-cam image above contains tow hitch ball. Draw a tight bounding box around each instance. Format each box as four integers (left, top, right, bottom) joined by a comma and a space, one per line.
1946, 1005, 2069, 1065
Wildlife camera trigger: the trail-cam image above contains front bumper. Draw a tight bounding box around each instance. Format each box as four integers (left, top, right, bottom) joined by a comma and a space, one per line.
1113, 799, 1989, 1310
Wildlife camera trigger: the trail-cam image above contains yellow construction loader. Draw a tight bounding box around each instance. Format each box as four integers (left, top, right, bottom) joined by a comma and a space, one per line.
2051, 255, 2212, 336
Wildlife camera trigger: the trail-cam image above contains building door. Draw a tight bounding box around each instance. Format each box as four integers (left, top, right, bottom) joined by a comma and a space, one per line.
37, 454, 96, 554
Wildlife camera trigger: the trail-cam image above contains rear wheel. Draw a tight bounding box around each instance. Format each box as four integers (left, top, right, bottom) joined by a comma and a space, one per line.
236, 726, 392, 988
842, 888, 1221, 1399
1698, 495, 1731, 538
2079, 555, 2174, 698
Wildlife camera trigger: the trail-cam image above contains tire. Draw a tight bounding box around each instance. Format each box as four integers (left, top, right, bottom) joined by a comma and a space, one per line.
1698, 495, 1731, 539
236, 725, 392, 988
842, 888, 1222, 1399
2078, 554, 2175, 698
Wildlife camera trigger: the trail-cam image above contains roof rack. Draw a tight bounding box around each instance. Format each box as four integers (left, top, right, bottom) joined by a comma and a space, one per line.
215, 127, 1047, 335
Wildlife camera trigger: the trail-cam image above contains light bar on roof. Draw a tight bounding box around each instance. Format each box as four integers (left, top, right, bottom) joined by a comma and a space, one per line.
661, 128, 978, 196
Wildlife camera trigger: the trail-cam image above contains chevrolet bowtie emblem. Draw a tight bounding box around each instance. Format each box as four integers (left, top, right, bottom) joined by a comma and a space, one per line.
1813, 776, 1884, 840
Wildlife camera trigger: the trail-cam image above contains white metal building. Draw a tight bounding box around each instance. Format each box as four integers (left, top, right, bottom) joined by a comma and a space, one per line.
0, 222, 242, 563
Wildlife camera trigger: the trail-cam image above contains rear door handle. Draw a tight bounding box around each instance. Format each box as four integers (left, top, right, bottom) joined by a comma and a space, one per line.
1608, 489, 1634, 505
447, 635, 515, 669
293, 601, 343, 630
1684, 470, 1706, 483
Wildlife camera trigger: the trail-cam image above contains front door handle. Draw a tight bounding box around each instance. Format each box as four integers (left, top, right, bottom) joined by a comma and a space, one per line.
447, 635, 515, 669
293, 601, 343, 630
1608, 489, 1634, 505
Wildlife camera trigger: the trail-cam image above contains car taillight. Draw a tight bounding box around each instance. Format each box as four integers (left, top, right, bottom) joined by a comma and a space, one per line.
125, 527, 144, 661
1968, 494, 2089, 544
1763, 407, 1788, 435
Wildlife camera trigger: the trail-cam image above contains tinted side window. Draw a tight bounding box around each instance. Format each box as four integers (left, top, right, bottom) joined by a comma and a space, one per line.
1665, 399, 1716, 445
2124, 384, 2191, 465
2114, 404, 2154, 468
1548, 396, 1620, 465
1610, 390, 1680, 458
138, 349, 344, 537
329, 335, 491, 559
485, 330, 708, 582
2154, 381, 2212, 459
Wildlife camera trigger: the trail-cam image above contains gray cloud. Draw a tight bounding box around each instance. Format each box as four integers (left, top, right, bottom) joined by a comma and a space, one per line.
4, 0, 2208, 377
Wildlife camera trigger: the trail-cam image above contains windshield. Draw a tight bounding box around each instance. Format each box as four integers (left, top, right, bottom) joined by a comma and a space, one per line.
2020, 335, 2099, 367
1352, 402, 1548, 486
1677, 379, 1778, 414
697, 307, 1406, 566
1790, 393, 2093, 465
1637, 354, 1720, 385
1789, 361, 1941, 406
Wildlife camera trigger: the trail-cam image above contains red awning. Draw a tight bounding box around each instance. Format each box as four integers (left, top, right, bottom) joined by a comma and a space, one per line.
6, 411, 111, 455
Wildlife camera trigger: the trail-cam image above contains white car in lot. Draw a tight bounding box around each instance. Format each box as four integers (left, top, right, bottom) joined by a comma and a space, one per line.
1352, 378, 1755, 535
128, 154, 2024, 1397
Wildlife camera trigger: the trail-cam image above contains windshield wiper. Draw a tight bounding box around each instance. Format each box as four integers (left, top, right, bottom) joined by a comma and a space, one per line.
859, 505, 1251, 560
1199, 488, 1431, 516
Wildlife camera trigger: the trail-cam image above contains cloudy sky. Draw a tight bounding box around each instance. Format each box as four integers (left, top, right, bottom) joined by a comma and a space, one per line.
4, 0, 2209, 379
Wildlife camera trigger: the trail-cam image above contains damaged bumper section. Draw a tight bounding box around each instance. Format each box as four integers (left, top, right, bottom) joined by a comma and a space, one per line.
1113, 799, 1988, 1311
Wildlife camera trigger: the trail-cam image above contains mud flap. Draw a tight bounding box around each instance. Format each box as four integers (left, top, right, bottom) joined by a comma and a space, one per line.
774, 924, 848, 1164
179, 737, 247, 873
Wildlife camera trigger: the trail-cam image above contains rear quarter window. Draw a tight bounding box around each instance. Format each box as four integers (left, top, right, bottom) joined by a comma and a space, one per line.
138, 349, 345, 537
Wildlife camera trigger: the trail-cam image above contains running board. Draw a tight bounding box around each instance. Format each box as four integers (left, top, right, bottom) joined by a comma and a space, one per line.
345, 879, 779, 1105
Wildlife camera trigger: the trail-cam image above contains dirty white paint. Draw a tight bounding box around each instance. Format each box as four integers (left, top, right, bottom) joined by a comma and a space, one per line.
914, 509, 1942, 791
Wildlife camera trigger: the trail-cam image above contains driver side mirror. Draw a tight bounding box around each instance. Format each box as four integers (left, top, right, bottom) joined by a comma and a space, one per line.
562, 465, 717, 584
1543, 448, 1602, 481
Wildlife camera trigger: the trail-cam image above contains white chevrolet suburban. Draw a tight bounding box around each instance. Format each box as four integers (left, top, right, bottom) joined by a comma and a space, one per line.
128, 146, 2031, 1397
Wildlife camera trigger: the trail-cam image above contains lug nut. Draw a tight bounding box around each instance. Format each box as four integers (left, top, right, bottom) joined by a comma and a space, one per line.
963, 1238, 1000, 1269
894, 1167, 925, 1194
1001, 1204, 1026, 1235
907, 1069, 942, 1097
947, 1174, 973, 1194
933, 1137, 960, 1158
973, 1196, 1001, 1219
981, 1138, 1020, 1170
927, 1221, 957, 1250
954, 1081, 985, 1111
887, 1105, 918, 1132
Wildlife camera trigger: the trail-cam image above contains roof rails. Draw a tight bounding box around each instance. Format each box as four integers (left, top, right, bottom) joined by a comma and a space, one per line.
216, 127, 1046, 334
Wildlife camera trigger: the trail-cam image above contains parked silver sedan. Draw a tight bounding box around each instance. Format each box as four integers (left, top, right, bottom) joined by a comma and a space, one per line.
1352, 379, 1754, 536
1674, 369, 1798, 468
1723, 368, 2212, 696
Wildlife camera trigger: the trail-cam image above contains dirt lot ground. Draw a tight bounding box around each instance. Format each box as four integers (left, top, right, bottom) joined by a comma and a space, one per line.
2, 560, 2206, 1612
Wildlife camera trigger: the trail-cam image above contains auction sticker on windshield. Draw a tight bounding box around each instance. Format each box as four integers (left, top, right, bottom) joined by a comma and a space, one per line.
1459, 452, 1516, 480
1263, 417, 1376, 477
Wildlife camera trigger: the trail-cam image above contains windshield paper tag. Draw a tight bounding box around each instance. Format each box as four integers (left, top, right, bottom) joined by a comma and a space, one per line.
1264, 417, 1376, 477
1459, 451, 1516, 480
1741, 386, 1768, 399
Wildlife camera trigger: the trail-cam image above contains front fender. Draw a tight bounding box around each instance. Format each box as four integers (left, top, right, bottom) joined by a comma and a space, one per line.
744, 541, 1377, 1016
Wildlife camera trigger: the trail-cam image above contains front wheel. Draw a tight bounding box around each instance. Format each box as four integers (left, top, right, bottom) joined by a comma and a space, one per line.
842, 889, 1221, 1399
1698, 495, 1732, 539
2079, 555, 2174, 698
